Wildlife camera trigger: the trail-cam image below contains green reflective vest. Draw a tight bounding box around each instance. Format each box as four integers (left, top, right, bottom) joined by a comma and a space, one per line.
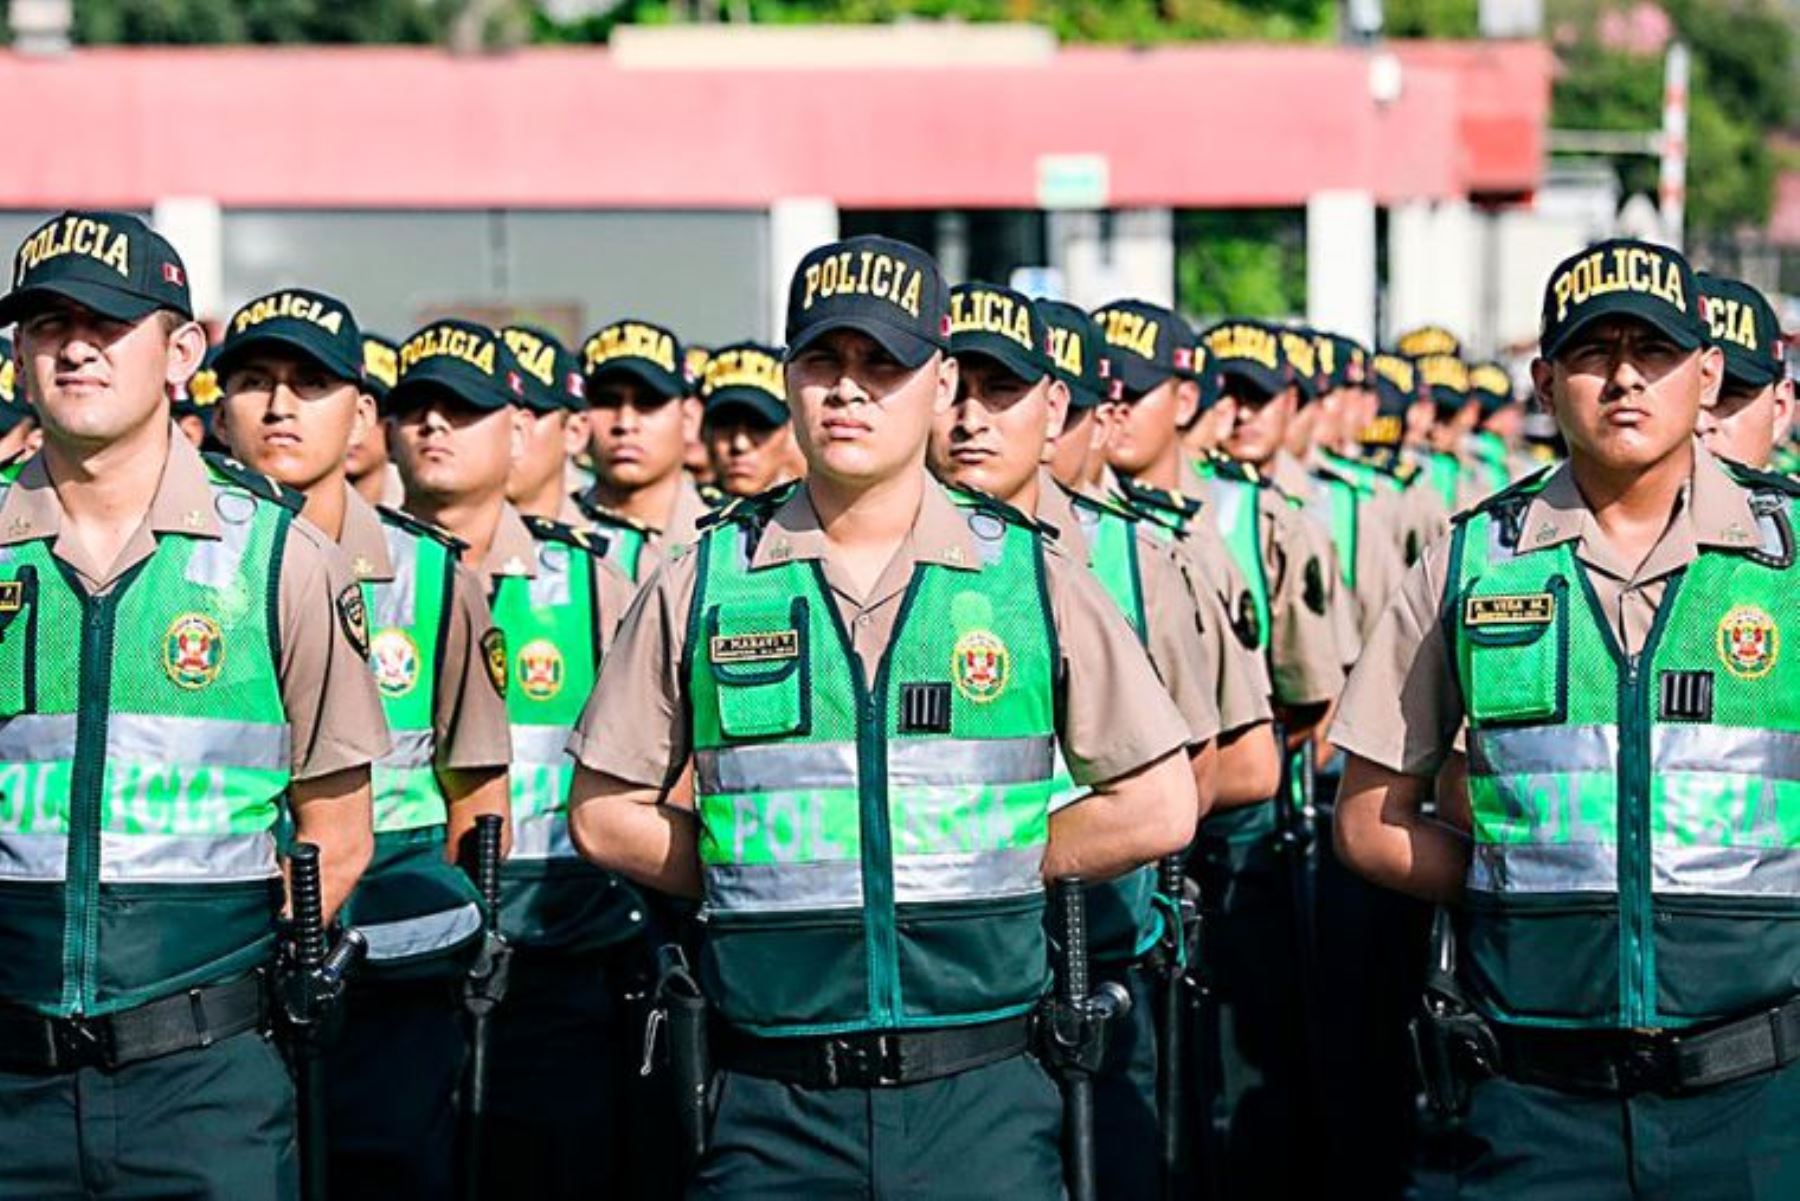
1422, 449, 1461, 512
577, 500, 653, 583
1465, 431, 1513, 502
490, 516, 645, 951
1064, 492, 1164, 963
1450, 468, 1800, 1029
342, 508, 483, 976
1308, 469, 1364, 590
0, 456, 292, 1017
689, 487, 1058, 1035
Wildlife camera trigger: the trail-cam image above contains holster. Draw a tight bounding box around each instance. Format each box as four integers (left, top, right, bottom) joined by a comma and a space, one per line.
1409, 909, 1499, 1119
642, 944, 710, 1167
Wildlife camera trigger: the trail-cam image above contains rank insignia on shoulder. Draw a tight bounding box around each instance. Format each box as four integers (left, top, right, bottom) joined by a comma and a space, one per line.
1463, 593, 1555, 626
710, 630, 799, 664
336, 585, 370, 658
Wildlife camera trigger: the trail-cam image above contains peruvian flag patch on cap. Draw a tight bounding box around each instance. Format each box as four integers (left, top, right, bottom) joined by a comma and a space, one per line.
161, 263, 185, 286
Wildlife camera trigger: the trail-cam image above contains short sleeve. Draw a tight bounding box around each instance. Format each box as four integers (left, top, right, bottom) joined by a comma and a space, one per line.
434, 562, 512, 771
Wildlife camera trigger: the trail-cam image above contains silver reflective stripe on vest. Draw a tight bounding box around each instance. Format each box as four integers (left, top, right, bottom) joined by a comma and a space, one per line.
358, 901, 483, 962
1652, 725, 1800, 783
100, 831, 280, 882
375, 525, 420, 629
1653, 846, 1800, 897
704, 859, 864, 914
891, 737, 1055, 788
0, 833, 68, 880
107, 714, 291, 772
695, 737, 1055, 796
1468, 724, 1618, 777
892, 846, 1044, 904
0, 714, 77, 762
378, 727, 436, 772
511, 724, 573, 769
1468, 842, 1618, 894
696, 742, 856, 795
185, 497, 254, 587
530, 543, 571, 608
511, 809, 577, 862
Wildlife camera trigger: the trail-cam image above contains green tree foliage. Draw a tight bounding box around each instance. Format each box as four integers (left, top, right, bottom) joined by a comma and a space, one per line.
1176, 210, 1307, 323
72, 0, 445, 44
1549, 0, 1793, 237
1381, 0, 1478, 39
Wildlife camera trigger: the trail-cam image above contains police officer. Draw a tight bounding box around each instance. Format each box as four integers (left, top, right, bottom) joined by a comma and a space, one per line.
0, 335, 39, 464
699, 341, 805, 499
0, 212, 386, 1197
1361, 351, 1453, 561
1697, 275, 1793, 470
575, 318, 711, 581
347, 333, 404, 508
933, 282, 1278, 1199
567, 235, 1199, 1200
384, 318, 641, 1199
212, 289, 515, 1201
502, 324, 590, 525
1334, 237, 1800, 1200
1466, 361, 1529, 492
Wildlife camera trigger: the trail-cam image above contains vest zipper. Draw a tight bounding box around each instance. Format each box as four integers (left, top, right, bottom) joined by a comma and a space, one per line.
1617, 575, 1682, 1028
62, 588, 120, 1014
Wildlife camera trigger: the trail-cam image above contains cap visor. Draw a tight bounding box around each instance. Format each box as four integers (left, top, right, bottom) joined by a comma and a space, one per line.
0, 280, 166, 328
703, 391, 789, 427
587, 359, 687, 401
1722, 352, 1782, 390
950, 336, 1049, 388
386, 364, 513, 415
786, 316, 941, 371
1543, 298, 1704, 358
1111, 356, 1174, 396
1064, 380, 1105, 410
1216, 363, 1288, 400
213, 331, 361, 387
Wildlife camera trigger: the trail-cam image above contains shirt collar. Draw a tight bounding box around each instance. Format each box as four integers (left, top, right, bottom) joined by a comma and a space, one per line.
0, 425, 222, 548
1035, 469, 1088, 560
748, 475, 979, 573
337, 487, 395, 583
483, 502, 540, 582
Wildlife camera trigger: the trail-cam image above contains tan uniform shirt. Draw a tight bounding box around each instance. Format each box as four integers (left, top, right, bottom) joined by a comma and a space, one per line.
1285, 451, 1409, 647
576, 474, 710, 581
338, 488, 511, 770
0, 430, 390, 780
1330, 443, 1760, 777
571, 475, 1193, 792
1039, 474, 1221, 747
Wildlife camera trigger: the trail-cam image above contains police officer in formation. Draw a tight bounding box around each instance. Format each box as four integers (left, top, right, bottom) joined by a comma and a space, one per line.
2, 205, 1797, 1201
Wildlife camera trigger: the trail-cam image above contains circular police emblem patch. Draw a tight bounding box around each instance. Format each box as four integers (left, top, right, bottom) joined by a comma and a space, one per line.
952, 629, 1010, 704
369, 628, 419, 699
163, 613, 224, 690
1717, 605, 1778, 679
516, 638, 565, 701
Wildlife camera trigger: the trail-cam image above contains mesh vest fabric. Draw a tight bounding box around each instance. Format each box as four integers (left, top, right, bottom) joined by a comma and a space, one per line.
1063, 493, 1166, 963
1451, 480, 1800, 1030
490, 529, 645, 951
588, 517, 649, 583
1423, 450, 1461, 512
340, 513, 482, 976
1465, 432, 1513, 502
688, 498, 1059, 1035
1313, 472, 1362, 590
0, 462, 291, 1017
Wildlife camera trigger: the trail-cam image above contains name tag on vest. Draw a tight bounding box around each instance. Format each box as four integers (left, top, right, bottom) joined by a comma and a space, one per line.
1464, 593, 1555, 626
710, 631, 799, 664
0, 581, 19, 614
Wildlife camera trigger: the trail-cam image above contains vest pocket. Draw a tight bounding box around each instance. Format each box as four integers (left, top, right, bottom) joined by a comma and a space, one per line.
1462, 575, 1568, 726
704, 599, 811, 741
1463, 891, 1618, 1022
896, 893, 1049, 1021
701, 909, 866, 1031
1654, 897, 1800, 1021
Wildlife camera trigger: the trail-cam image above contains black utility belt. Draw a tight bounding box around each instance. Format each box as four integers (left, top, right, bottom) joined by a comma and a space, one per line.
717, 1014, 1035, 1089
0, 972, 269, 1074
1493, 994, 1800, 1097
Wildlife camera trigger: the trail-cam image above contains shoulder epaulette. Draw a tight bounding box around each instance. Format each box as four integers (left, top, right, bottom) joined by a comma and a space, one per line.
573, 491, 655, 534
522, 513, 609, 555
1450, 461, 1556, 527
1116, 476, 1202, 522
944, 483, 1054, 537
1208, 456, 1257, 485
1721, 458, 1800, 499
202, 452, 305, 513
698, 482, 729, 510
696, 480, 801, 532
1068, 487, 1142, 525
374, 504, 468, 554
1310, 460, 1366, 494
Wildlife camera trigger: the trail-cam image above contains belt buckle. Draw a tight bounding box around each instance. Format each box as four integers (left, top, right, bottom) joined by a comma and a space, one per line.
1617, 1028, 1673, 1094
52, 1014, 113, 1071
823, 1033, 902, 1088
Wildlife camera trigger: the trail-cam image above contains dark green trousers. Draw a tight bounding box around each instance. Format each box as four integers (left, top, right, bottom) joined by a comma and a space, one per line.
690, 1053, 1066, 1201
1092, 962, 1160, 1201
0, 1028, 297, 1200
1457, 1060, 1800, 1201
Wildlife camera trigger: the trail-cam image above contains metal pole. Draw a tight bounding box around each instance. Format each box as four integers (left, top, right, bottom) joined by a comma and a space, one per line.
1659, 42, 1690, 251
